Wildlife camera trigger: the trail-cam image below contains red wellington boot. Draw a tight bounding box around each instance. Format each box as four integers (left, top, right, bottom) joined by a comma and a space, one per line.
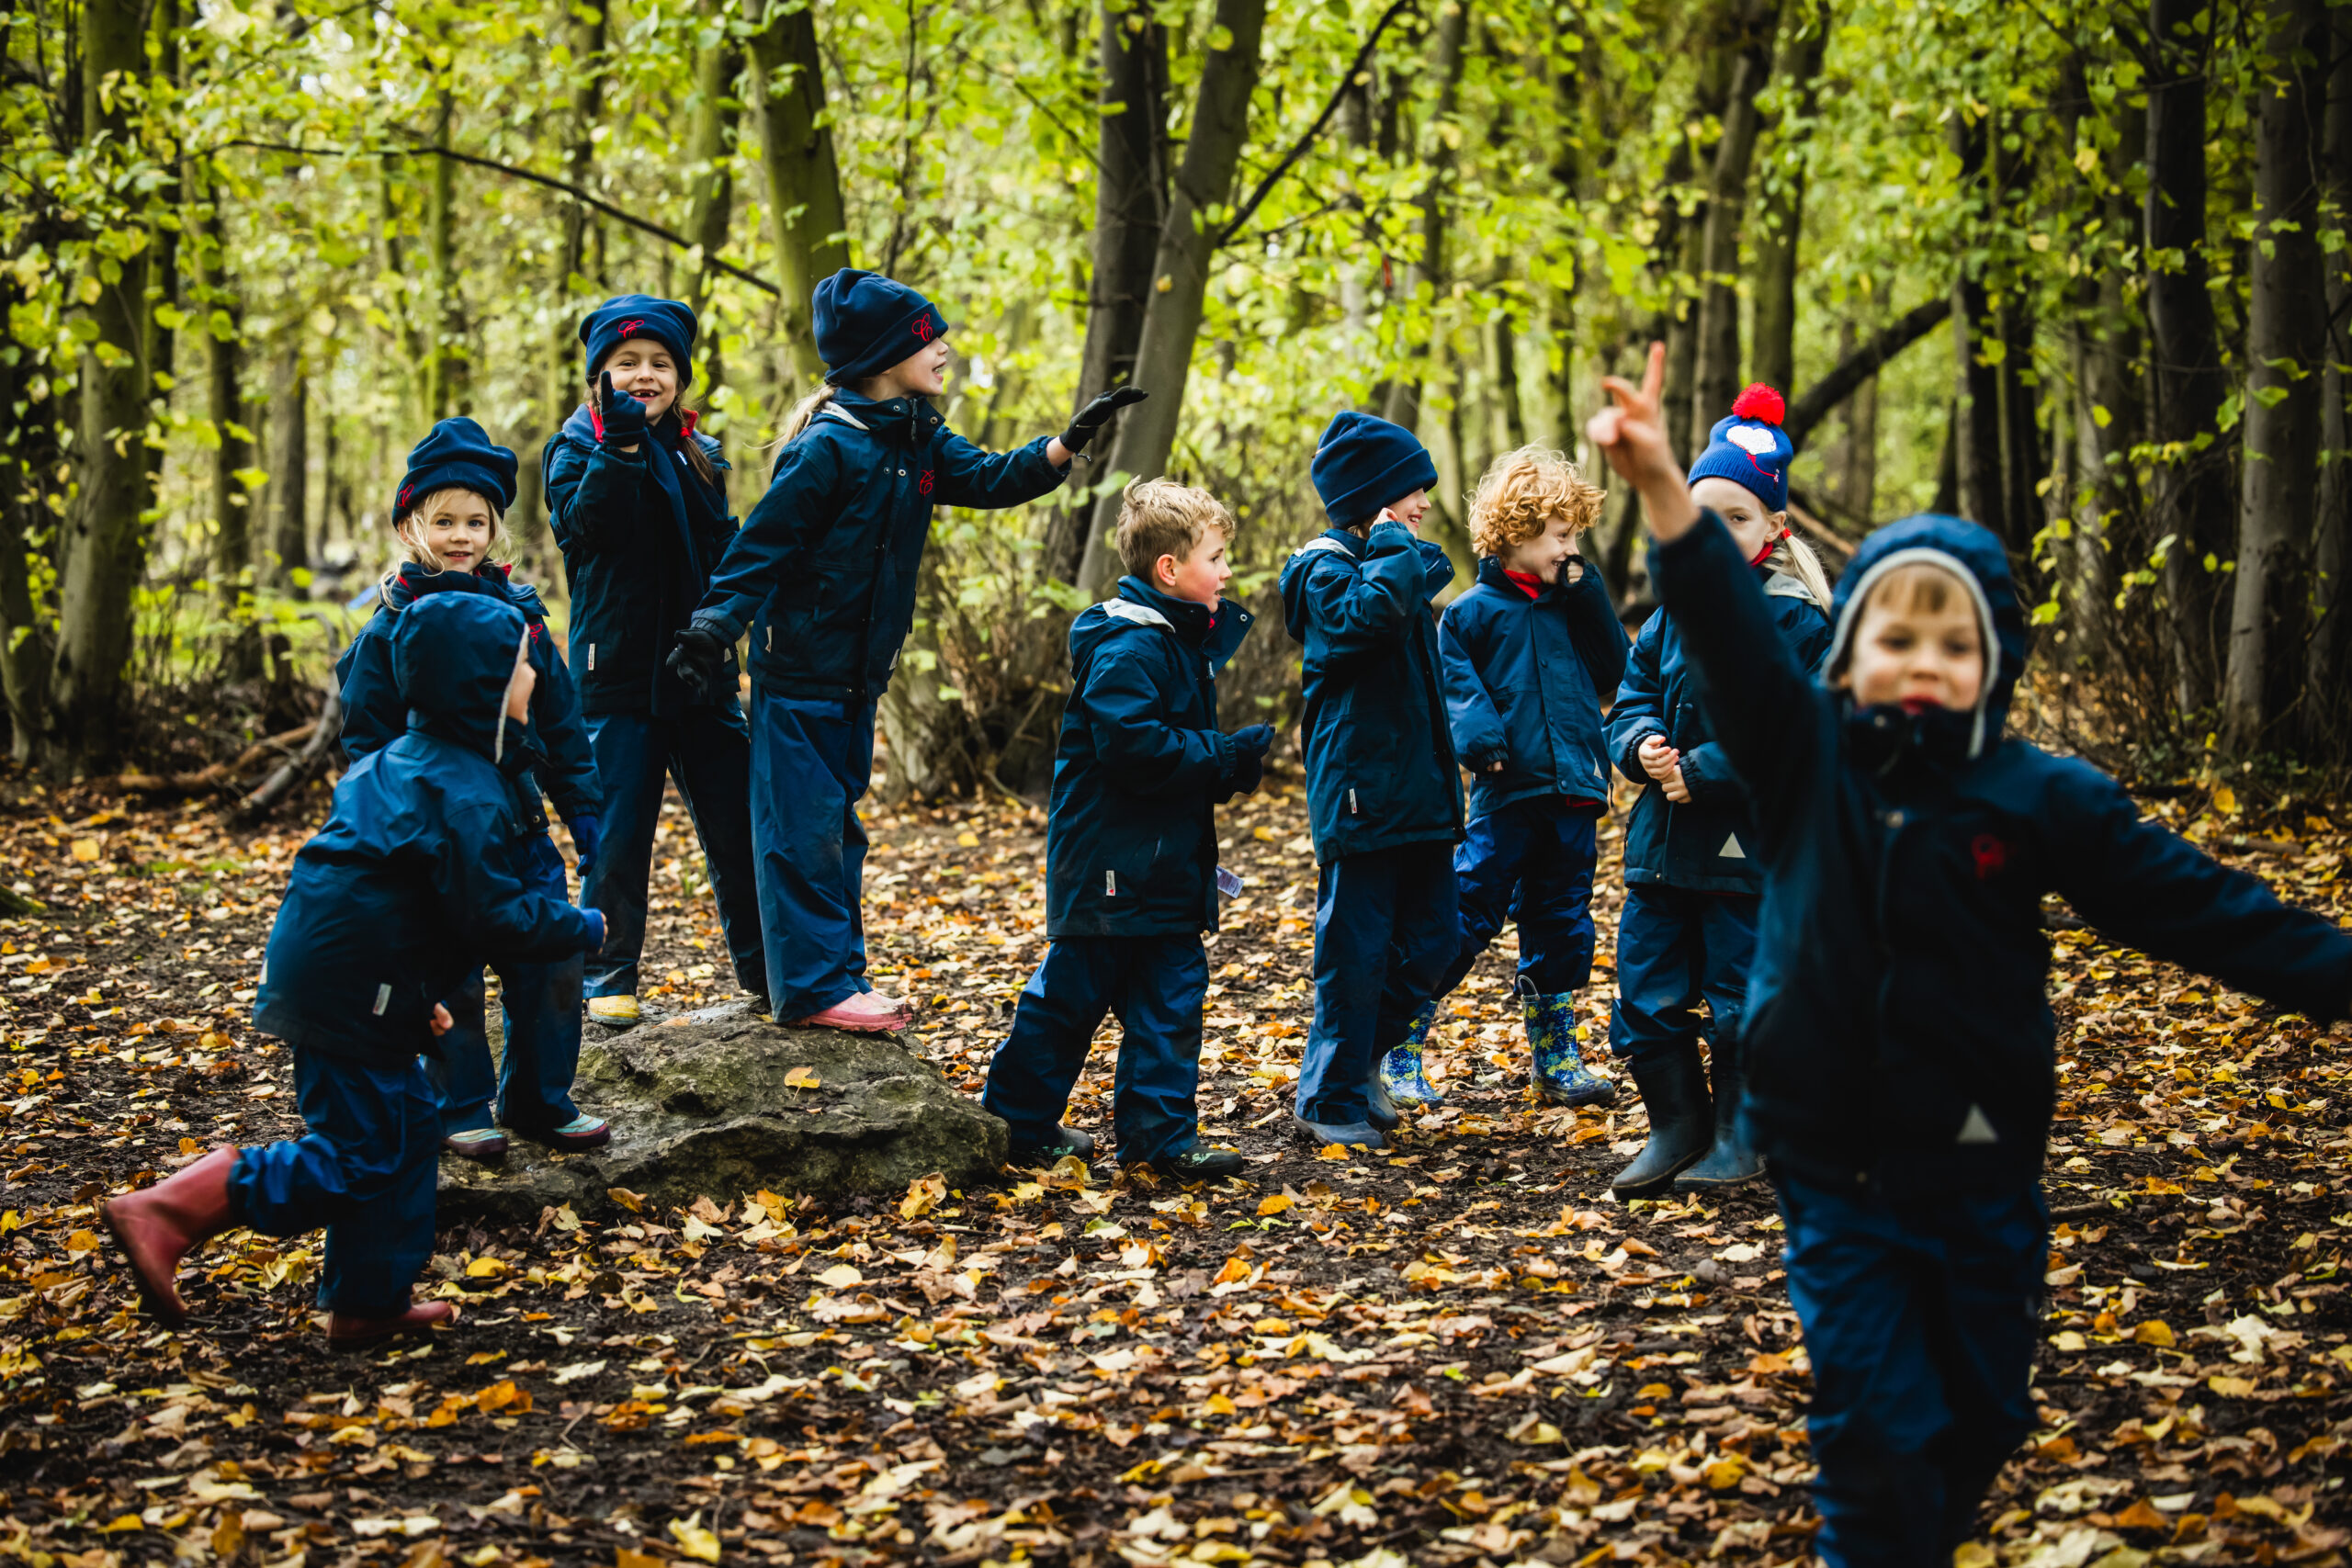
328, 1298, 459, 1349
100, 1147, 241, 1326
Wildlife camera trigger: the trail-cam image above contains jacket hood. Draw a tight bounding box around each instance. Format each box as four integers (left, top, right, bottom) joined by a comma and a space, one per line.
1825, 513, 2025, 757
391, 592, 532, 761
382, 561, 546, 620
1279, 528, 1364, 644
1075, 577, 1253, 674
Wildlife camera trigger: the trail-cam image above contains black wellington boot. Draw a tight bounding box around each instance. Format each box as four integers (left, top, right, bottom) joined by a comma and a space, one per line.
1609, 1043, 1713, 1199
1674, 1037, 1764, 1191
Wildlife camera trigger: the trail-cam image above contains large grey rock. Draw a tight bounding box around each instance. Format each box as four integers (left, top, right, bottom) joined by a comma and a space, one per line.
436, 1003, 1007, 1225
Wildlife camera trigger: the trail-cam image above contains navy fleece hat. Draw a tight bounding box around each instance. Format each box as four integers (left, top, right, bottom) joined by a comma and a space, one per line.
580, 295, 697, 390
1311, 410, 1440, 527
1687, 383, 1794, 513
394, 417, 518, 523
813, 268, 950, 387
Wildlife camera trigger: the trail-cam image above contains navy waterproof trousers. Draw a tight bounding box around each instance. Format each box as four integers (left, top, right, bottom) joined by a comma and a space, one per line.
1297, 841, 1458, 1124
750, 690, 877, 1021
581, 702, 766, 1001
1609, 882, 1758, 1068
981, 935, 1209, 1166
428, 830, 585, 1134
1779, 1174, 2047, 1567
1437, 796, 1599, 999
230, 1050, 440, 1317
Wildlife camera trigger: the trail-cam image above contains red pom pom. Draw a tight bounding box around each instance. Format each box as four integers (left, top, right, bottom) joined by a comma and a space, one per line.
1732, 383, 1786, 425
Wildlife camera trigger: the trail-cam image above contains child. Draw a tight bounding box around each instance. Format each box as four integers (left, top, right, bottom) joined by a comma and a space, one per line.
545, 295, 767, 1028
1280, 411, 1463, 1150
1377, 446, 1627, 1116
335, 418, 613, 1156
670, 268, 1143, 1032
1588, 344, 2352, 1566
1605, 386, 1834, 1197
979, 479, 1272, 1175
104, 593, 605, 1345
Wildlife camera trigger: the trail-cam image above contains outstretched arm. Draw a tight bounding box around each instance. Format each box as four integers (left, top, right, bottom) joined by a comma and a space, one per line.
544, 431, 649, 559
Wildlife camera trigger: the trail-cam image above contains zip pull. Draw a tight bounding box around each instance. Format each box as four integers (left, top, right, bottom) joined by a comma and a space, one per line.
1105, 869, 1118, 897
1349, 787, 1359, 815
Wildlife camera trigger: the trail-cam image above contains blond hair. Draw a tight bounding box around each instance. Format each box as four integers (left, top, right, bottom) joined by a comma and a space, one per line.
381, 485, 509, 592
1116, 477, 1234, 581
1469, 446, 1606, 558
773, 384, 840, 449
1764, 531, 1836, 614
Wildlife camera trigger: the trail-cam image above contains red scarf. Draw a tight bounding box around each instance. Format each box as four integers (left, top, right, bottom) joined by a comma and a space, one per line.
1503, 569, 1544, 599
1750, 526, 1792, 568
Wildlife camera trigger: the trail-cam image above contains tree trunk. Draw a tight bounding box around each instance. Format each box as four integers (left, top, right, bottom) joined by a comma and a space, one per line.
1074, 0, 1269, 598
1949, 113, 2007, 543
750, 1, 852, 387
1690, 6, 1778, 433
0, 263, 56, 761
1543, 37, 1583, 455
2222, 0, 2329, 751
1839, 368, 1878, 521
1486, 305, 1526, 456
1781, 295, 1951, 445
681, 12, 745, 328
1378, 0, 1472, 436
1748, 1, 1827, 396
266, 347, 310, 589
1996, 290, 2042, 557
2145, 0, 2233, 711
424, 90, 467, 418
196, 171, 252, 595
1043, 1, 1169, 587
2307, 16, 2352, 750
49, 0, 153, 772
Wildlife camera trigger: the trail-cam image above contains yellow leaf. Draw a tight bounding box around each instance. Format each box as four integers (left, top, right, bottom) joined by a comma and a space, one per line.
900, 1173, 945, 1219
616, 1550, 665, 1568
2211, 784, 2238, 815
64, 1229, 98, 1254
2133, 1319, 2176, 1348
956, 832, 979, 849
784, 1066, 821, 1090
98, 1515, 143, 1534
1257, 1193, 1295, 1216
817, 1264, 864, 1289
1040, 1155, 1090, 1190
668, 1513, 722, 1564
607, 1187, 647, 1213
464, 1257, 507, 1278
1211, 1256, 1253, 1285
2208, 1374, 2260, 1398
1314, 1143, 1352, 1161
71, 838, 100, 862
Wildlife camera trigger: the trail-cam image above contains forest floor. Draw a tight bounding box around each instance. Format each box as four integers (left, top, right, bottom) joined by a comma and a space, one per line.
0, 766, 2346, 1568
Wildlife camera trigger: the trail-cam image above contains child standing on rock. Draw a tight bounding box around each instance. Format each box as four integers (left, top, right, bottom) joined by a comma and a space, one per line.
1375, 446, 1626, 1116
980, 479, 1269, 1177
336, 418, 613, 1157
1605, 386, 1833, 1198
1587, 344, 2352, 1567
668, 268, 1141, 1033
105, 593, 605, 1347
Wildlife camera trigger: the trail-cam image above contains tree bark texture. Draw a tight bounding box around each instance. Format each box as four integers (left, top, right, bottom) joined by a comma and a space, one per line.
266, 348, 310, 587
681, 8, 744, 329
2304, 14, 2352, 749
750, 0, 852, 387
1748, 1, 1827, 397
1690, 5, 1778, 434
1950, 113, 2009, 546
1379, 0, 1472, 437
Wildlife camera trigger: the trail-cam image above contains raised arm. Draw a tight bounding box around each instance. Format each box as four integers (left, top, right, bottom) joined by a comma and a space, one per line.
1306, 522, 1430, 660
436, 800, 604, 964
1557, 557, 1629, 697
693, 438, 840, 640
544, 430, 650, 560
933, 430, 1068, 511
1080, 646, 1237, 798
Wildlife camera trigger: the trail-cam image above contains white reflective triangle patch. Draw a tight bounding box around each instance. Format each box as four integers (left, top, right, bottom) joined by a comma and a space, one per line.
1718, 833, 1747, 860
1956, 1104, 1999, 1145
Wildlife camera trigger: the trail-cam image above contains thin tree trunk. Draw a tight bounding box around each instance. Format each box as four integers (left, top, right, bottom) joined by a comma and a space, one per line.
266, 347, 309, 588
1951, 113, 2007, 541
1044, 1, 1169, 587
681, 13, 745, 327
196, 170, 253, 595
2145, 0, 2233, 711
1543, 36, 1582, 455
2308, 17, 2352, 751
0, 262, 56, 761
2222, 0, 2329, 750
1661, 0, 1741, 462
1840, 367, 1878, 521
1749, 1, 1827, 396
49, 0, 153, 772
1781, 295, 1951, 445
1996, 290, 2041, 557
1379, 0, 1472, 435
1074, 0, 1269, 598
749, 1, 852, 386
1690, 6, 1778, 432
424, 90, 467, 418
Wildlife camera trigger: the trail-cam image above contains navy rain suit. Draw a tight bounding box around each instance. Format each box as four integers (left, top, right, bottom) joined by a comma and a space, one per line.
982, 578, 1254, 1164
1433, 554, 1627, 999
1604, 569, 1829, 1070
545, 403, 766, 1003
691, 391, 1064, 1020
1652, 509, 2352, 1566
1278, 521, 1464, 1124
337, 562, 602, 1134
251, 592, 602, 1317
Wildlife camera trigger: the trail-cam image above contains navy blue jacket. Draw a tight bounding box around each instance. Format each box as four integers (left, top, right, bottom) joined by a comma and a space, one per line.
1279, 522, 1464, 861
335, 563, 601, 838
694, 391, 1065, 703
1654, 509, 2352, 1194
544, 405, 740, 716
1045, 578, 1254, 939
1608, 570, 1830, 893
261, 593, 603, 1066
1439, 556, 1628, 823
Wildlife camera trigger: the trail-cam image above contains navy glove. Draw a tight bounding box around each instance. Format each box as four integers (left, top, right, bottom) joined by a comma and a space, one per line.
597, 371, 650, 446
1227, 724, 1274, 793
1060, 386, 1148, 455
666, 621, 729, 698
568, 814, 602, 877
583, 908, 606, 954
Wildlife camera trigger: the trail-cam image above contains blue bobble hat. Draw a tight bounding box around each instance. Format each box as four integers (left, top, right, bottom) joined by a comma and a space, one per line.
580, 295, 698, 390
1688, 383, 1794, 513
813, 268, 951, 387
394, 417, 518, 523
1311, 410, 1440, 528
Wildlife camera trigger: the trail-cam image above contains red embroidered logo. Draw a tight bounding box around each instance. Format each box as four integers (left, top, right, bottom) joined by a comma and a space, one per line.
912, 314, 935, 343
918, 469, 934, 496
398, 482, 414, 508
1971, 834, 2009, 880
618, 318, 646, 339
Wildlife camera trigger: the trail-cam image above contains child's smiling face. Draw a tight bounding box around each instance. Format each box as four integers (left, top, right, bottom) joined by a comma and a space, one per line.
874, 336, 953, 400
1836, 565, 1986, 715
598, 339, 682, 423
1497, 513, 1579, 582
407, 490, 497, 572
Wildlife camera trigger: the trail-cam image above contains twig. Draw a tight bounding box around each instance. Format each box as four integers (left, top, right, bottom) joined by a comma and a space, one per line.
1216, 0, 1418, 247
232, 682, 343, 823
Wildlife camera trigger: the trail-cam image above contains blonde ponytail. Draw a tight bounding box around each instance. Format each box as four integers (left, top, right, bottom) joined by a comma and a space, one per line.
1766, 528, 1836, 613
770, 384, 839, 451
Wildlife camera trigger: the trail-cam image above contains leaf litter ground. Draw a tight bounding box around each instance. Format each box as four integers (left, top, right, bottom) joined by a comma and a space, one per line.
0, 773, 2346, 1568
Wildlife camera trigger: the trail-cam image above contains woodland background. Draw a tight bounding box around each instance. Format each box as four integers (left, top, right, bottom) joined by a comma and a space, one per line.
6, 0, 2352, 799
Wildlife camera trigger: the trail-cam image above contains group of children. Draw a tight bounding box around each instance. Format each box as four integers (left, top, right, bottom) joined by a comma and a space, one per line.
97, 264, 2352, 1565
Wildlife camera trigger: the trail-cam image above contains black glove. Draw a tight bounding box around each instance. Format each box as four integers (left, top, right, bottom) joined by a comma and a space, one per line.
666, 622, 728, 698
1059, 386, 1148, 456
597, 371, 650, 446
1227, 724, 1274, 792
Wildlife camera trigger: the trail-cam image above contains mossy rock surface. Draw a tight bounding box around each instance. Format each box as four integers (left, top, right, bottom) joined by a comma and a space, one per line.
436, 1003, 1006, 1224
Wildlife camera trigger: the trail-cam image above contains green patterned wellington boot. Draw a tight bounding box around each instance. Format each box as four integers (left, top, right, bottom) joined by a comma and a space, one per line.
1520, 980, 1618, 1108
1377, 998, 1446, 1110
